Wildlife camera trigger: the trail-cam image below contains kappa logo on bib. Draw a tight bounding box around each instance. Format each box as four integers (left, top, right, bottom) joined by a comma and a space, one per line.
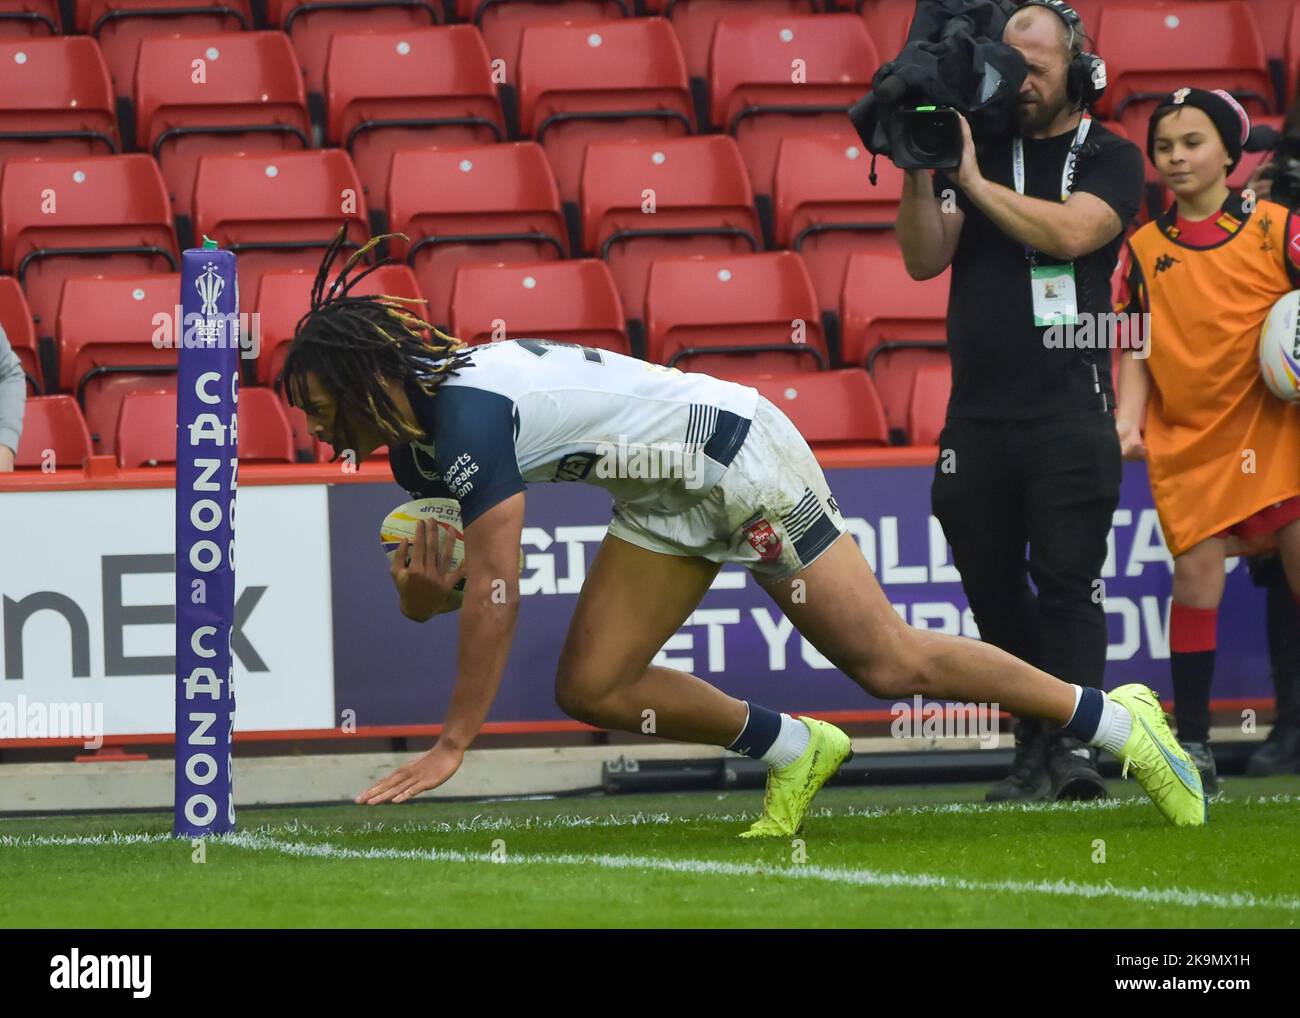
742, 515, 783, 562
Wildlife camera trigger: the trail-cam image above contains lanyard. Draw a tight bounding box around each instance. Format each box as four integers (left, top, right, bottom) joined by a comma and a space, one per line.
1014, 115, 1092, 263
1013, 114, 1092, 201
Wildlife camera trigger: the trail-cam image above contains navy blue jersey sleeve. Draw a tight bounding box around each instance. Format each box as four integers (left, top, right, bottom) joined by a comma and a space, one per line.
389, 441, 456, 501
431, 386, 525, 526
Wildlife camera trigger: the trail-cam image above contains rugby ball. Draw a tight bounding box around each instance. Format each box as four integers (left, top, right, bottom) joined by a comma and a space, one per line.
1259, 289, 1300, 401
379, 497, 523, 613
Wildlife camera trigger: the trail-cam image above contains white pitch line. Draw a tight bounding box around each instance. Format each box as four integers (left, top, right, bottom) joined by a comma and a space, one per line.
218, 830, 1300, 914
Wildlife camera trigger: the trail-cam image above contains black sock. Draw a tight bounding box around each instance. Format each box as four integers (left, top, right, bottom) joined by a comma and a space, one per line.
1172, 650, 1215, 744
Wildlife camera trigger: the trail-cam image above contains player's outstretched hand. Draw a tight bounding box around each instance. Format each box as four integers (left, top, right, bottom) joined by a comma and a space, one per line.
391, 518, 467, 622
355, 743, 465, 805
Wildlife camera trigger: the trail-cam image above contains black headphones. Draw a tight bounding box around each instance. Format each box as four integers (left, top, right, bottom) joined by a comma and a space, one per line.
1015, 0, 1107, 109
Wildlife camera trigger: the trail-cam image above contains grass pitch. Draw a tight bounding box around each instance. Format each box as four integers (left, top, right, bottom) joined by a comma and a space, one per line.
2, 777, 1297, 928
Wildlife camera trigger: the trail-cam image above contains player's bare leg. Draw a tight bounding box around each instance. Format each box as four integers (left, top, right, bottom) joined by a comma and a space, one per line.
554, 534, 748, 744
765, 533, 1206, 826
555, 533, 849, 836
764, 533, 1078, 721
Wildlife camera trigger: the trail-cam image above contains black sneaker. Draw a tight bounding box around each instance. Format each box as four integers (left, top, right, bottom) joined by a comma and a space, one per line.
986, 717, 1051, 802
1246, 720, 1300, 776
1180, 741, 1220, 795
1048, 734, 1108, 800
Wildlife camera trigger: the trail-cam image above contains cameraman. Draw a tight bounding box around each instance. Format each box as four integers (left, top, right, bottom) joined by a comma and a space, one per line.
896, 1, 1144, 801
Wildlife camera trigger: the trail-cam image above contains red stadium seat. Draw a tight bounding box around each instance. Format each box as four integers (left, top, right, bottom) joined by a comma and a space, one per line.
840, 250, 948, 438
135, 33, 310, 220
255, 263, 421, 456
0, 275, 39, 393
580, 135, 760, 321
0, 38, 118, 172
645, 250, 826, 374
237, 386, 295, 463
727, 368, 888, 447
668, 0, 815, 81
0, 154, 178, 336
708, 14, 877, 195
465, 0, 628, 86
191, 149, 369, 307
450, 259, 629, 353
857, 0, 912, 61
1097, 2, 1274, 181
906, 358, 950, 447
772, 131, 902, 311
255, 264, 423, 385
516, 18, 695, 202
13, 395, 94, 469
1246, 0, 1296, 62
0, 0, 60, 38
55, 273, 180, 453
267, 0, 440, 97
115, 387, 176, 467
386, 142, 567, 328
75, 0, 253, 100
324, 27, 506, 213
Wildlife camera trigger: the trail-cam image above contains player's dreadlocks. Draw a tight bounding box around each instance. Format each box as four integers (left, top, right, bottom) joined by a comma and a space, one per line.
279, 226, 471, 459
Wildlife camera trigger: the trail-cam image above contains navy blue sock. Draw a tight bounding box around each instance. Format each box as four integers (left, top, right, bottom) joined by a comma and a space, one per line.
727, 702, 782, 759
1062, 685, 1105, 742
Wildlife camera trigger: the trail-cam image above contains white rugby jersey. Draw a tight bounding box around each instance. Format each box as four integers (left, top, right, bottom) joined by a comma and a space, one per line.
389, 340, 760, 526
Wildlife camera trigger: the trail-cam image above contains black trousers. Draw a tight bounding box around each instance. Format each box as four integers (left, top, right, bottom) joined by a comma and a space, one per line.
931, 411, 1122, 692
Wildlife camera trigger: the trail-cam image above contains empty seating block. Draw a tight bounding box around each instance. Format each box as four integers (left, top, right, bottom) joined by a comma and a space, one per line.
13, 395, 93, 470
839, 250, 948, 438
56, 273, 180, 453
645, 250, 826, 375
387, 142, 567, 328
773, 131, 903, 311
0, 154, 178, 334
192, 149, 369, 306
580, 135, 760, 321
709, 14, 877, 195
729, 368, 888, 446
325, 26, 506, 213
517, 18, 695, 203
449, 259, 628, 354
268, 0, 440, 97
0, 38, 118, 171
75, 0, 253, 100
135, 32, 311, 218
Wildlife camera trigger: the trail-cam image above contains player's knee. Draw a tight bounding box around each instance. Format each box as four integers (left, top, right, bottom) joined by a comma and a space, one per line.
554, 655, 614, 725
554, 668, 596, 723
851, 627, 933, 700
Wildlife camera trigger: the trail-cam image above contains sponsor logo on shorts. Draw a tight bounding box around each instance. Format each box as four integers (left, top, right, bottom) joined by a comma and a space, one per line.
742, 515, 783, 562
